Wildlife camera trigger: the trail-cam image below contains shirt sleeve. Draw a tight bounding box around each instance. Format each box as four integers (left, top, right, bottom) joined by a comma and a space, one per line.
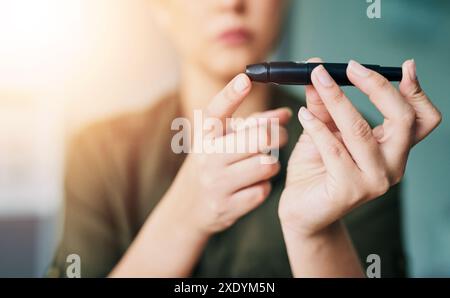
47, 127, 122, 278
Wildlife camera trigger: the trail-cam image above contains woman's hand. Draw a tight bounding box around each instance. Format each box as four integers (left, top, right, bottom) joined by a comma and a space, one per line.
279, 59, 441, 238
277, 58, 441, 277
167, 73, 291, 236
112, 73, 291, 277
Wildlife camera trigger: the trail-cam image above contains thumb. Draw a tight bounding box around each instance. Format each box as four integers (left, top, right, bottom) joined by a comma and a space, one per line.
399, 59, 442, 143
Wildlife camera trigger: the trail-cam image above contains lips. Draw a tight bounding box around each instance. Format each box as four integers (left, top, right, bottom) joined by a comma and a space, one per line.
217, 28, 252, 46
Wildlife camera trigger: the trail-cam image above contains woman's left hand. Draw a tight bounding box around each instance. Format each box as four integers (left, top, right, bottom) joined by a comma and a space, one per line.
278, 59, 442, 237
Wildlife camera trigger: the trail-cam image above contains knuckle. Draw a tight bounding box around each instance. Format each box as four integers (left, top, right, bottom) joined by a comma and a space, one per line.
325, 142, 343, 158
259, 164, 272, 178
346, 184, 367, 208
372, 75, 390, 90
376, 176, 391, 197
410, 84, 426, 99
391, 167, 406, 185
368, 172, 391, 198
351, 117, 372, 141
309, 120, 326, 133
391, 175, 402, 186
431, 109, 443, 128
331, 89, 346, 103
222, 219, 236, 229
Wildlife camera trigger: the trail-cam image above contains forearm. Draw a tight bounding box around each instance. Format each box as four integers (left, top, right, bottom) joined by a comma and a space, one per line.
110, 191, 209, 277
281, 221, 365, 278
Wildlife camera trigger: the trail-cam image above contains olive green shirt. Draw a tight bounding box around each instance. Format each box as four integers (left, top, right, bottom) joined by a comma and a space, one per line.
48, 88, 405, 278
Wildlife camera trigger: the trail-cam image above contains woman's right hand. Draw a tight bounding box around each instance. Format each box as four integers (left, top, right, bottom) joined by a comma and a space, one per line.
165, 73, 291, 236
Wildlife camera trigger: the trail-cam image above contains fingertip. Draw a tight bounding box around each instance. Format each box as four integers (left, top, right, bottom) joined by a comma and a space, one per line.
311, 64, 335, 88
232, 73, 252, 94
297, 106, 304, 121
345, 60, 352, 77
401, 59, 409, 69
275, 107, 293, 125
207, 73, 251, 122
240, 72, 252, 83
307, 57, 324, 63
346, 60, 363, 87
310, 64, 322, 76
261, 181, 272, 199
279, 107, 293, 118
400, 59, 419, 94
309, 65, 321, 86
346, 59, 371, 79
298, 106, 315, 122
279, 126, 289, 147
260, 107, 293, 127
403, 59, 417, 82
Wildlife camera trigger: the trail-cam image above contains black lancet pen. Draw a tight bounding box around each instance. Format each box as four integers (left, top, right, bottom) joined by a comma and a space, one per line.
246, 62, 402, 86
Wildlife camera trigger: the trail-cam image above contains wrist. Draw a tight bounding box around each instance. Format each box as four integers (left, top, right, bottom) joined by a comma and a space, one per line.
161, 187, 213, 241
281, 219, 344, 242
281, 220, 364, 277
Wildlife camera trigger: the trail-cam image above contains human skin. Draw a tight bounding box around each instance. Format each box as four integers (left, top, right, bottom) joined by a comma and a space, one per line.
110, 0, 442, 277
111, 73, 292, 277
278, 58, 442, 277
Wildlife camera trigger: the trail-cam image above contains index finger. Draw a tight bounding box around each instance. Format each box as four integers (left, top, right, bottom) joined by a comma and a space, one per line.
310, 65, 384, 174
305, 57, 336, 131
346, 60, 413, 123
205, 73, 252, 137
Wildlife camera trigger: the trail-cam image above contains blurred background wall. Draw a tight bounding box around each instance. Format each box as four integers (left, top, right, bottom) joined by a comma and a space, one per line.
0, 0, 177, 277
0, 0, 448, 277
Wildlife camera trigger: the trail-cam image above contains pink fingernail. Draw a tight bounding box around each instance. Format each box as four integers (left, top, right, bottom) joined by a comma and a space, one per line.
299, 107, 314, 121
313, 65, 334, 87
233, 74, 250, 93
348, 60, 370, 77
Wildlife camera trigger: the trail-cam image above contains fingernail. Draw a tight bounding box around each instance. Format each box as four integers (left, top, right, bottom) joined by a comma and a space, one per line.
408, 59, 417, 81
233, 74, 250, 93
348, 60, 370, 77
299, 107, 314, 121
313, 65, 334, 87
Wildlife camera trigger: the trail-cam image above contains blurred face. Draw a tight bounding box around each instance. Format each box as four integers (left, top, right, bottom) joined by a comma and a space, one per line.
156, 0, 287, 79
